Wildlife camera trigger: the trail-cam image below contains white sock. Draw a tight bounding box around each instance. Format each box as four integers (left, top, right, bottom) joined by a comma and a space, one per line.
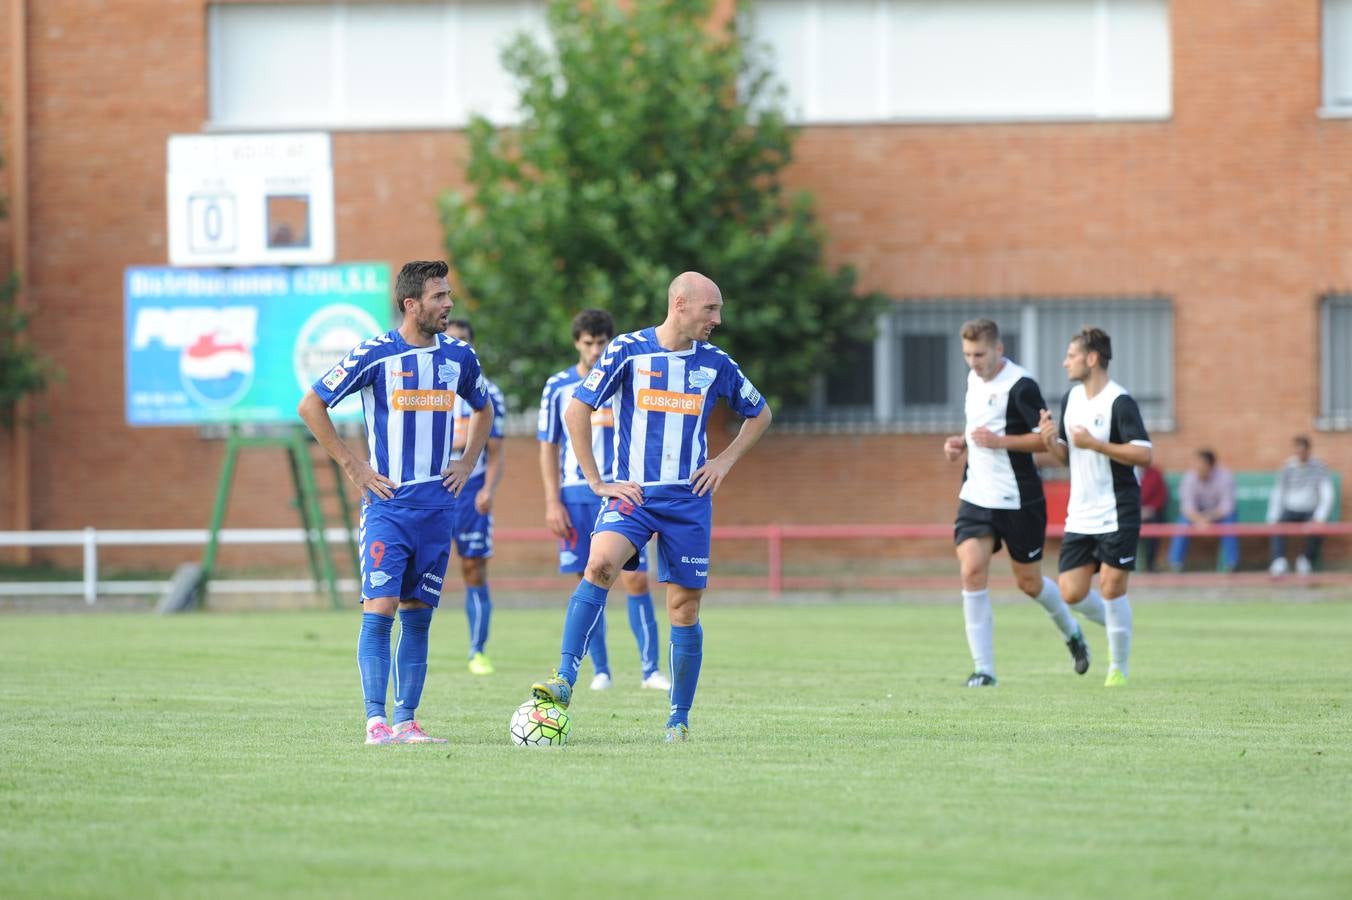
962, 589, 995, 675
1031, 576, 1078, 640
1104, 595, 1133, 676
366, 715, 387, 729
1072, 589, 1107, 626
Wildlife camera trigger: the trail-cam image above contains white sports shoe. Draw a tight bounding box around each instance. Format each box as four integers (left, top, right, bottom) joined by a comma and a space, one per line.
640, 671, 672, 691
1295, 555, 1313, 576
589, 672, 613, 691
1269, 557, 1289, 576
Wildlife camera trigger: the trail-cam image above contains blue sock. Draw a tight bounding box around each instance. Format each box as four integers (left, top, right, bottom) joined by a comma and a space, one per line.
588, 609, 610, 676
627, 593, 660, 677
667, 622, 703, 728
558, 579, 609, 685
357, 611, 393, 721
392, 607, 434, 726
465, 584, 492, 656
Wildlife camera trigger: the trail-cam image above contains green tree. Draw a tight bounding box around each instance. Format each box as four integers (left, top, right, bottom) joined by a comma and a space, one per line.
0, 109, 52, 428
441, 0, 886, 411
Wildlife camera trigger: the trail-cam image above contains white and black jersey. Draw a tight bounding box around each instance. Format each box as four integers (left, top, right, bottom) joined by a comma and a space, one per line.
959, 360, 1046, 510
1058, 381, 1152, 534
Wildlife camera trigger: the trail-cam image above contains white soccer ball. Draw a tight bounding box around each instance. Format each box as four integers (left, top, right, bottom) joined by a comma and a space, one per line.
509, 698, 571, 747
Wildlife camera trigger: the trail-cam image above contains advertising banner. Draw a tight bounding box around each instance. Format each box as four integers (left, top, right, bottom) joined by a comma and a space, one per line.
125, 263, 391, 425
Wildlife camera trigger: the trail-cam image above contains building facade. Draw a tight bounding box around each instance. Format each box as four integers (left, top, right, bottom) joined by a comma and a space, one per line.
2, 0, 1349, 573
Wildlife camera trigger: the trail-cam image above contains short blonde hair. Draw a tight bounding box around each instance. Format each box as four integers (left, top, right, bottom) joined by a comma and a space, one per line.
960, 318, 1000, 344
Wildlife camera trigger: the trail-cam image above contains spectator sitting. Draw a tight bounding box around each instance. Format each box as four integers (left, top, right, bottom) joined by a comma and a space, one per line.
1137, 463, 1169, 572
1267, 435, 1336, 576
1168, 449, 1239, 573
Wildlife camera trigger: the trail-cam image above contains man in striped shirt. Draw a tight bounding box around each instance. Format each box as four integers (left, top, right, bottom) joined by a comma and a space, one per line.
445, 320, 507, 676
538, 309, 669, 693
298, 260, 493, 745
530, 272, 773, 742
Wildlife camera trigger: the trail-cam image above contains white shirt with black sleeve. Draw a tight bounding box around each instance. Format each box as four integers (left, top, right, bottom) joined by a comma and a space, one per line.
1059, 381, 1152, 534
959, 360, 1047, 511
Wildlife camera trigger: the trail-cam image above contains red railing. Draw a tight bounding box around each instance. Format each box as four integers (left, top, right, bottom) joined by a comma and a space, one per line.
489, 521, 1352, 594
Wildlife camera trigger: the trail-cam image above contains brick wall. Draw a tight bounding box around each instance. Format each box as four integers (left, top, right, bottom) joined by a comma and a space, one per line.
2, 0, 1348, 573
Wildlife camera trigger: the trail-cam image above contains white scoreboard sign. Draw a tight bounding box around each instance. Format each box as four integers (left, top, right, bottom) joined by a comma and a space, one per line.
167, 133, 335, 267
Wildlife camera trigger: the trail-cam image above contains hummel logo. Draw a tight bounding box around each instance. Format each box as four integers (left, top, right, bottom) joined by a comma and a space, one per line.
1119, 556, 1135, 565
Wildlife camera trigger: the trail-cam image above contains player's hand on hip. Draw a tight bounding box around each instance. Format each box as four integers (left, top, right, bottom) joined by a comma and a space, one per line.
690, 457, 733, 497
943, 435, 966, 461
440, 458, 474, 496
348, 461, 397, 501
593, 480, 644, 507
544, 501, 572, 539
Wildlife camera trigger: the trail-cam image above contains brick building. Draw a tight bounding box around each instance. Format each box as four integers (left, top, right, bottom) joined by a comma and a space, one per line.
2, 0, 1349, 576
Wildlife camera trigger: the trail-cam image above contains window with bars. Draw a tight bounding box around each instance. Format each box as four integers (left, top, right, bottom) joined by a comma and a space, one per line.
1321, 295, 1352, 427
782, 297, 1174, 432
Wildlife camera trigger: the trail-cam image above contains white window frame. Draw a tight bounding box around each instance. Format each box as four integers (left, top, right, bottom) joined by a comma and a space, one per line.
746, 0, 1173, 126
1319, 295, 1352, 428
206, 1, 545, 132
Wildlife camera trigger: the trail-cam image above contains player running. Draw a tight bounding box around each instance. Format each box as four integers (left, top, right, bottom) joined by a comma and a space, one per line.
538, 308, 670, 692
943, 318, 1089, 686
443, 320, 507, 676
298, 260, 493, 744
1039, 326, 1152, 687
529, 272, 772, 742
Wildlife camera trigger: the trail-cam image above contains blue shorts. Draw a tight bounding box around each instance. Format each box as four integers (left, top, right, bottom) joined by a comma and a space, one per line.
592, 485, 712, 589
559, 496, 648, 574
359, 501, 452, 606
452, 477, 493, 559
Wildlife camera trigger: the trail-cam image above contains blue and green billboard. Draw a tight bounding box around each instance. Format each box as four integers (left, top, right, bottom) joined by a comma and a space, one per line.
125, 263, 392, 425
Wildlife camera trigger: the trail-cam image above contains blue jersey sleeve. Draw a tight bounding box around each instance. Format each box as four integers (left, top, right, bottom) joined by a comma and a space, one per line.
537, 378, 565, 443
312, 337, 383, 407
456, 348, 488, 412
721, 359, 767, 418
488, 382, 507, 439
572, 339, 628, 409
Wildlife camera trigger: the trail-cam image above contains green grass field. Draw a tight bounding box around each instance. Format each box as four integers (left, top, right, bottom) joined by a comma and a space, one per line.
2, 597, 1349, 899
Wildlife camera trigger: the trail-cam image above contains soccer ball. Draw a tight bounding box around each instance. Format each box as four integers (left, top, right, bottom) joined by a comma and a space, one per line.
509, 698, 571, 747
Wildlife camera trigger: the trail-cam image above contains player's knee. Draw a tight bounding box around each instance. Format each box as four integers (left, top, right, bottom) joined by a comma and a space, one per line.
1015, 573, 1043, 596
584, 559, 619, 588
461, 558, 486, 586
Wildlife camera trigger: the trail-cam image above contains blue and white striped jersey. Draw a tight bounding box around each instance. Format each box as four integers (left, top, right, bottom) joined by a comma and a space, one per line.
450, 378, 506, 482
312, 329, 488, 508
537, 366, 619, 502
572, 328, 767, 487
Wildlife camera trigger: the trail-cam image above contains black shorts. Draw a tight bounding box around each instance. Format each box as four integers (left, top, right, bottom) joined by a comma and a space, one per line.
1059, 530, 1141, 573
953, 500, 1047, 563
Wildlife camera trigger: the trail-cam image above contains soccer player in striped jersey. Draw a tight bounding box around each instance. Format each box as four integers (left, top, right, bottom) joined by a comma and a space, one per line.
298, 260, 493, 744
943, 319, 1089, 687
538, 309, 670, 693
1039, 326, 1152, 687
530, 272, 772, 742
444, 320, 507, 677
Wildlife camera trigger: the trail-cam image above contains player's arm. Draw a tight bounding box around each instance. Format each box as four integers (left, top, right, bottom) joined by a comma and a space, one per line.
1069, 430, 1152, 468
969, 430, 1047, 454
475, 436, 504, 515
943, 434, 967, 461
539, 440, 571, 538
564, 397, 643, 507
298, 390, 396, 500
691, 404, 773, 497
442, 403, 492, 496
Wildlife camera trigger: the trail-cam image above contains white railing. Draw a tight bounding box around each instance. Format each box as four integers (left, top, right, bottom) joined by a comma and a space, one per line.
0, 528, 355, 604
